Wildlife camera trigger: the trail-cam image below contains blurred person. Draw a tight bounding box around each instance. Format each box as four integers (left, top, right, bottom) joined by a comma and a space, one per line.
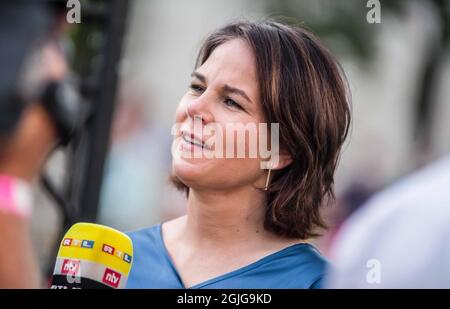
0, 42, 66, 288
327, 155, 450, 288
0, 106, 57, 288
126, 20, 351, 288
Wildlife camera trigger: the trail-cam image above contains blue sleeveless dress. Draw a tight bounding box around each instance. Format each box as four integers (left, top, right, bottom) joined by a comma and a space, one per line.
126, 224, 328, 289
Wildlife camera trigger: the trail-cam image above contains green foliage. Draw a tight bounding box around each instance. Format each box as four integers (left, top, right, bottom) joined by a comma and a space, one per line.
264, 0, 408, 61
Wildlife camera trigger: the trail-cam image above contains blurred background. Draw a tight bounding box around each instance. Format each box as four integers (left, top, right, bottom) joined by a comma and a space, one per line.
20, 0, 449, 281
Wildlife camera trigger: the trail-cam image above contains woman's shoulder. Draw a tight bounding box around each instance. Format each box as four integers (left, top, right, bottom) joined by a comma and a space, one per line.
126, 223, 161, 236
260, 242, 329, 289
125, 223, 183, 288
200, 242, 329, 289
288, 242, 328, 269
126, 217, 186, 256
126, 224, 162, 248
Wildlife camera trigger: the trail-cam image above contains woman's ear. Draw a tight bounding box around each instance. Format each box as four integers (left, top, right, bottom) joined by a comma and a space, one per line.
263, 151, 292, 170
273, 151, 293, 170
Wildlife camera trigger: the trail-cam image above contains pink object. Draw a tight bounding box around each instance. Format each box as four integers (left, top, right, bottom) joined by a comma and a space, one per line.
0, 175, 32, 218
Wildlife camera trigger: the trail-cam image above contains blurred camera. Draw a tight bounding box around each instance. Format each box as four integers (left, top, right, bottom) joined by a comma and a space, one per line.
0, 1, 84, 144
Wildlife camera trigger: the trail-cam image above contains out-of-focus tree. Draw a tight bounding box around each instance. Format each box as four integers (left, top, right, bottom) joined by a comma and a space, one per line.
265, 0, 449, 162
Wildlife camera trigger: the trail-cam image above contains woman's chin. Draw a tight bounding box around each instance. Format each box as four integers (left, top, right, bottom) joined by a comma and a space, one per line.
172, 157, 210, 183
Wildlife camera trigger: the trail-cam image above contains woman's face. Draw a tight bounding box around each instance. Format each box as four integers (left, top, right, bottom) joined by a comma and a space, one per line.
172, 39, 270, 192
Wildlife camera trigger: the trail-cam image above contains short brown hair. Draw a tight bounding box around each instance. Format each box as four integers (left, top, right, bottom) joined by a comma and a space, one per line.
171, 20, 351, 239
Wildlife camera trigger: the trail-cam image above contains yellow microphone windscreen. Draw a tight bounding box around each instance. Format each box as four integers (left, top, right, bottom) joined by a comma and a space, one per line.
50, 223, 133, 289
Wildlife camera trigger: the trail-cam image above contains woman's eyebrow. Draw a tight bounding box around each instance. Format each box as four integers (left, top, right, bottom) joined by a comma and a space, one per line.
191, 71, 206, 83
222, 84, 252, 104
191, 71, 252, 104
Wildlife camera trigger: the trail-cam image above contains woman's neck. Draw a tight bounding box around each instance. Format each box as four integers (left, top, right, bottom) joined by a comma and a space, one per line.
182, 186, 271, 247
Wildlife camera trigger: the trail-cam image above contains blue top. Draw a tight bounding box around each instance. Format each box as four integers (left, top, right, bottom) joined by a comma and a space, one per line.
126, 224, 328, 289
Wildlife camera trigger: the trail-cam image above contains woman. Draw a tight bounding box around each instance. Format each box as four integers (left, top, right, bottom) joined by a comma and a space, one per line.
126, 20, 351, 289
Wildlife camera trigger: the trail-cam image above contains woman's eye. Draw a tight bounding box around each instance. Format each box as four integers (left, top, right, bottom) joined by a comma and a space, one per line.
224, 98, 243, 110
189, 84, 205, 94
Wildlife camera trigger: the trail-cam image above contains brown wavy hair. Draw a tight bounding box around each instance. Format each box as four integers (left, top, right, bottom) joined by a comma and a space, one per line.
171, 20, 351, 239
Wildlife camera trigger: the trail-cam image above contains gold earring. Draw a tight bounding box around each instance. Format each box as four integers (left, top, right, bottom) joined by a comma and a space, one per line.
264, 168, 272, 191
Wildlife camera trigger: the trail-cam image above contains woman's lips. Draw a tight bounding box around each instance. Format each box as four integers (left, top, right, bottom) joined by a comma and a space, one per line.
179, 137, 213, 154
180, 130, 213, 151
182, 134, 204, 148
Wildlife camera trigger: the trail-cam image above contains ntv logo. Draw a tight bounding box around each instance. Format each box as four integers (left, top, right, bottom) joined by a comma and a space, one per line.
103, 268, 122, 288
66, 0, 81, 24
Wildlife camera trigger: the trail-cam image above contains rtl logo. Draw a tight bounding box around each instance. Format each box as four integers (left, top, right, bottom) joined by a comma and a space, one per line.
102, 244, 115, 255
62, 238, 72, 246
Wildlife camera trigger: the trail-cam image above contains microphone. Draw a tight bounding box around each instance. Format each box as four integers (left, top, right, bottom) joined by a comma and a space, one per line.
50, 223, 133, 289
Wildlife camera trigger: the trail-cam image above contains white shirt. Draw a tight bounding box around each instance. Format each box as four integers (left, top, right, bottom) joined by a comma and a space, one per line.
327, 156, 450, 288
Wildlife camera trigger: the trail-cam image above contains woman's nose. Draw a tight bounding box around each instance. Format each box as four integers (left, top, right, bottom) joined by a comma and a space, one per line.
186, 96, 214, 124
